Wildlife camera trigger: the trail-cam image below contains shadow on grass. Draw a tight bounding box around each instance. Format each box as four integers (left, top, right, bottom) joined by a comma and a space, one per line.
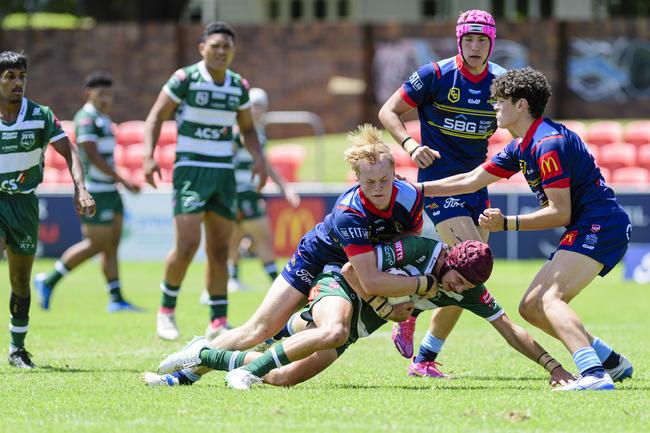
11, 365, 144, 374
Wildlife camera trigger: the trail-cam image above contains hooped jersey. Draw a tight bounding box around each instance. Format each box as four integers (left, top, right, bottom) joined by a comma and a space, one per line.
0, 98, 66, 194
401, 55, 506, 181
376, 236, 503, 321
163, 61, 250, 171
314, 179, 424, 260
74, 103, 117, 193
483, 118, 626, 225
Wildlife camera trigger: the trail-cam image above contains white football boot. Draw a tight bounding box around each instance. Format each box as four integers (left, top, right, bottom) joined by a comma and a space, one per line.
157, 336, 211, 374
225, 367, 263, 390
553, 373, 615, 391
156, 311, 180, 341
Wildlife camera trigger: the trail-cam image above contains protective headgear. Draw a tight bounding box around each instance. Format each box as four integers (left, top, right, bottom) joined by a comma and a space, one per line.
439, 240, 493, 286
456, 9, 497, 61
249, 87, 269, 110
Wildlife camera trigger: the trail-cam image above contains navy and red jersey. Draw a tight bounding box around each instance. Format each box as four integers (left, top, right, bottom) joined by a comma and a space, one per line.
314, 179, 424, 260
483, 118, 626, 225
401, 55, 506, 181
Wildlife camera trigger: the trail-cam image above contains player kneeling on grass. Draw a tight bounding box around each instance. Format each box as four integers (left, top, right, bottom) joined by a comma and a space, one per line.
144, 237, 574, 389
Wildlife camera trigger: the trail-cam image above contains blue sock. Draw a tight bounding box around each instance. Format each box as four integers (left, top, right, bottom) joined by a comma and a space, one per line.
573, 347, 604, 377
591, 337, 621, 369
171, 368, 201, 385
414, 331, 445, 363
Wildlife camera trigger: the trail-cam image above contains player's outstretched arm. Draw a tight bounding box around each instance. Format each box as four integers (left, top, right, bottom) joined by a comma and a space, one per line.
51, 136, 95, 217
143, 90, 178, 188
489, 313, 575, 386
420, 165, 499, 198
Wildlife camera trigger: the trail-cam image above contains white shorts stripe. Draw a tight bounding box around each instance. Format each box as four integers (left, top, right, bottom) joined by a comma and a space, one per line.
173, 161, 234, 170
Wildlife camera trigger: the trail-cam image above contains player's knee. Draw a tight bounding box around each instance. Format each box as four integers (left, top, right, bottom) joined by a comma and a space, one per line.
518, 295, 543, 322
175, 239, 200, 261
321, 324, 350, 348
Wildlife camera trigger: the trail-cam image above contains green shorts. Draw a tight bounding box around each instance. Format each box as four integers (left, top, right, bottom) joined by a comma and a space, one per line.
0, 192, 39, 256
301, 272, 387, 356
81, 190, 123, 225
173, 166, 236, 219
236, 190, 266, 220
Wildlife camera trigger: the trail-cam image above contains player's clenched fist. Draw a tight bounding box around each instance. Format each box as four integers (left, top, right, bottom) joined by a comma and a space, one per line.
75, 188, 96, 217
479, 208, 505, 232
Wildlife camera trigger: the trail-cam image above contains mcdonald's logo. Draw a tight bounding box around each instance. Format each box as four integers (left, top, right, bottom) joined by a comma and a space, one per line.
560, 230, 578, 246
273, 207, 319, 255
539, 151, 563, 178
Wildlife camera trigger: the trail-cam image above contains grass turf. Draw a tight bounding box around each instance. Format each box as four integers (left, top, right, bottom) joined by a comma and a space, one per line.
1, 258, 648, 433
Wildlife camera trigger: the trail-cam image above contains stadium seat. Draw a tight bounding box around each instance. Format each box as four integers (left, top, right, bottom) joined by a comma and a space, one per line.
42, 167, 61, 184
623, 120, 650, 146
488, 128, 512, 145
124, 144, 144, 170
586, 121, 623, 146
267, 144, 306, 182
129, 167, 144, 185
59, 120, 75, 144
611, 167, 650, 185
44, 146, 68, 170
159, 120, 177, 146
113, 144, 127, 168
560, 120, 588, 140
404, 120, 421, 144
160, 167, 173, 184
157, 145, 176, 170
57, 167, 73, 184
391, 145, 416, 168
116, 120, 146, 146
637, 144, 650, 167
395, 166, 419, 183
597, 142, 636, 171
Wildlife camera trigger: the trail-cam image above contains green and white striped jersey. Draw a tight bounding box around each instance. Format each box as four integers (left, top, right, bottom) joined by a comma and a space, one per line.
163, 61, 250, 170
233, 126, 265, 192
0, 97, 66, 194
74, 103, 117, 193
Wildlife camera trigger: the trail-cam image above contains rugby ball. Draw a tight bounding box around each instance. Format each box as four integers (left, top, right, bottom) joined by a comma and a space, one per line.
385, 267, 413, 305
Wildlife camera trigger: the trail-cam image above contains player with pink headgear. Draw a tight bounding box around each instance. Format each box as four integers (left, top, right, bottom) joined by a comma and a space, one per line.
379, 9, 509, 378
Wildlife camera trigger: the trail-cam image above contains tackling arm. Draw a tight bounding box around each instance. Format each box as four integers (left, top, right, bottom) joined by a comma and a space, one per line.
420, 165, 500, 198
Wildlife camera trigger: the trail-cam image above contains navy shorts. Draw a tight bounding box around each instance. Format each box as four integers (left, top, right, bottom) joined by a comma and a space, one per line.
424, 187, 490, 226
550, 212, 632, 276
280, 231, 346, 296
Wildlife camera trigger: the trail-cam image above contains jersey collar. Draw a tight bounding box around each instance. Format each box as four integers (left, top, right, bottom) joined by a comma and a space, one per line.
197, 60, 231, 87
455, 55, 488, 83
358, 184, 397, 218
518, 117, 545, 152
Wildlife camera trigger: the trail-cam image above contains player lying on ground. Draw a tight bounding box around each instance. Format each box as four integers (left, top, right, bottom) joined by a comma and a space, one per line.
144, 237, 573, 389
420, 67, 633, 391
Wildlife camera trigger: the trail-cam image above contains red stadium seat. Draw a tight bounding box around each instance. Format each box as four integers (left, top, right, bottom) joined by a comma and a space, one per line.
57, 167, 73, 184
267, 144, 306, 182
404, 120, 421, 144
623, 120, 650, 146
560, 120, 588, 140
116, 120, 145, 146
488, 128, 512, 146
395, 166, 419, 183
637, 144, 650, 167
129, 167, 144, 185
586, 121, 623, 146
597, 143, 636, 171
159, 120, 177, 146
157, 145, 176, 170
160, 167, 173, 184
391, 145, 416, 168
44, 146, 67, 170
42, 167, 61, 184
611, 167, 650, 185
123, 144, 144, 170
113, 144, 127, 169
59, 120, 75, 144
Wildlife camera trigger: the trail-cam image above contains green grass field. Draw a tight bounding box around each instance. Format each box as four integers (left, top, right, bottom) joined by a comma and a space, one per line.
1, 258, 648, 433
